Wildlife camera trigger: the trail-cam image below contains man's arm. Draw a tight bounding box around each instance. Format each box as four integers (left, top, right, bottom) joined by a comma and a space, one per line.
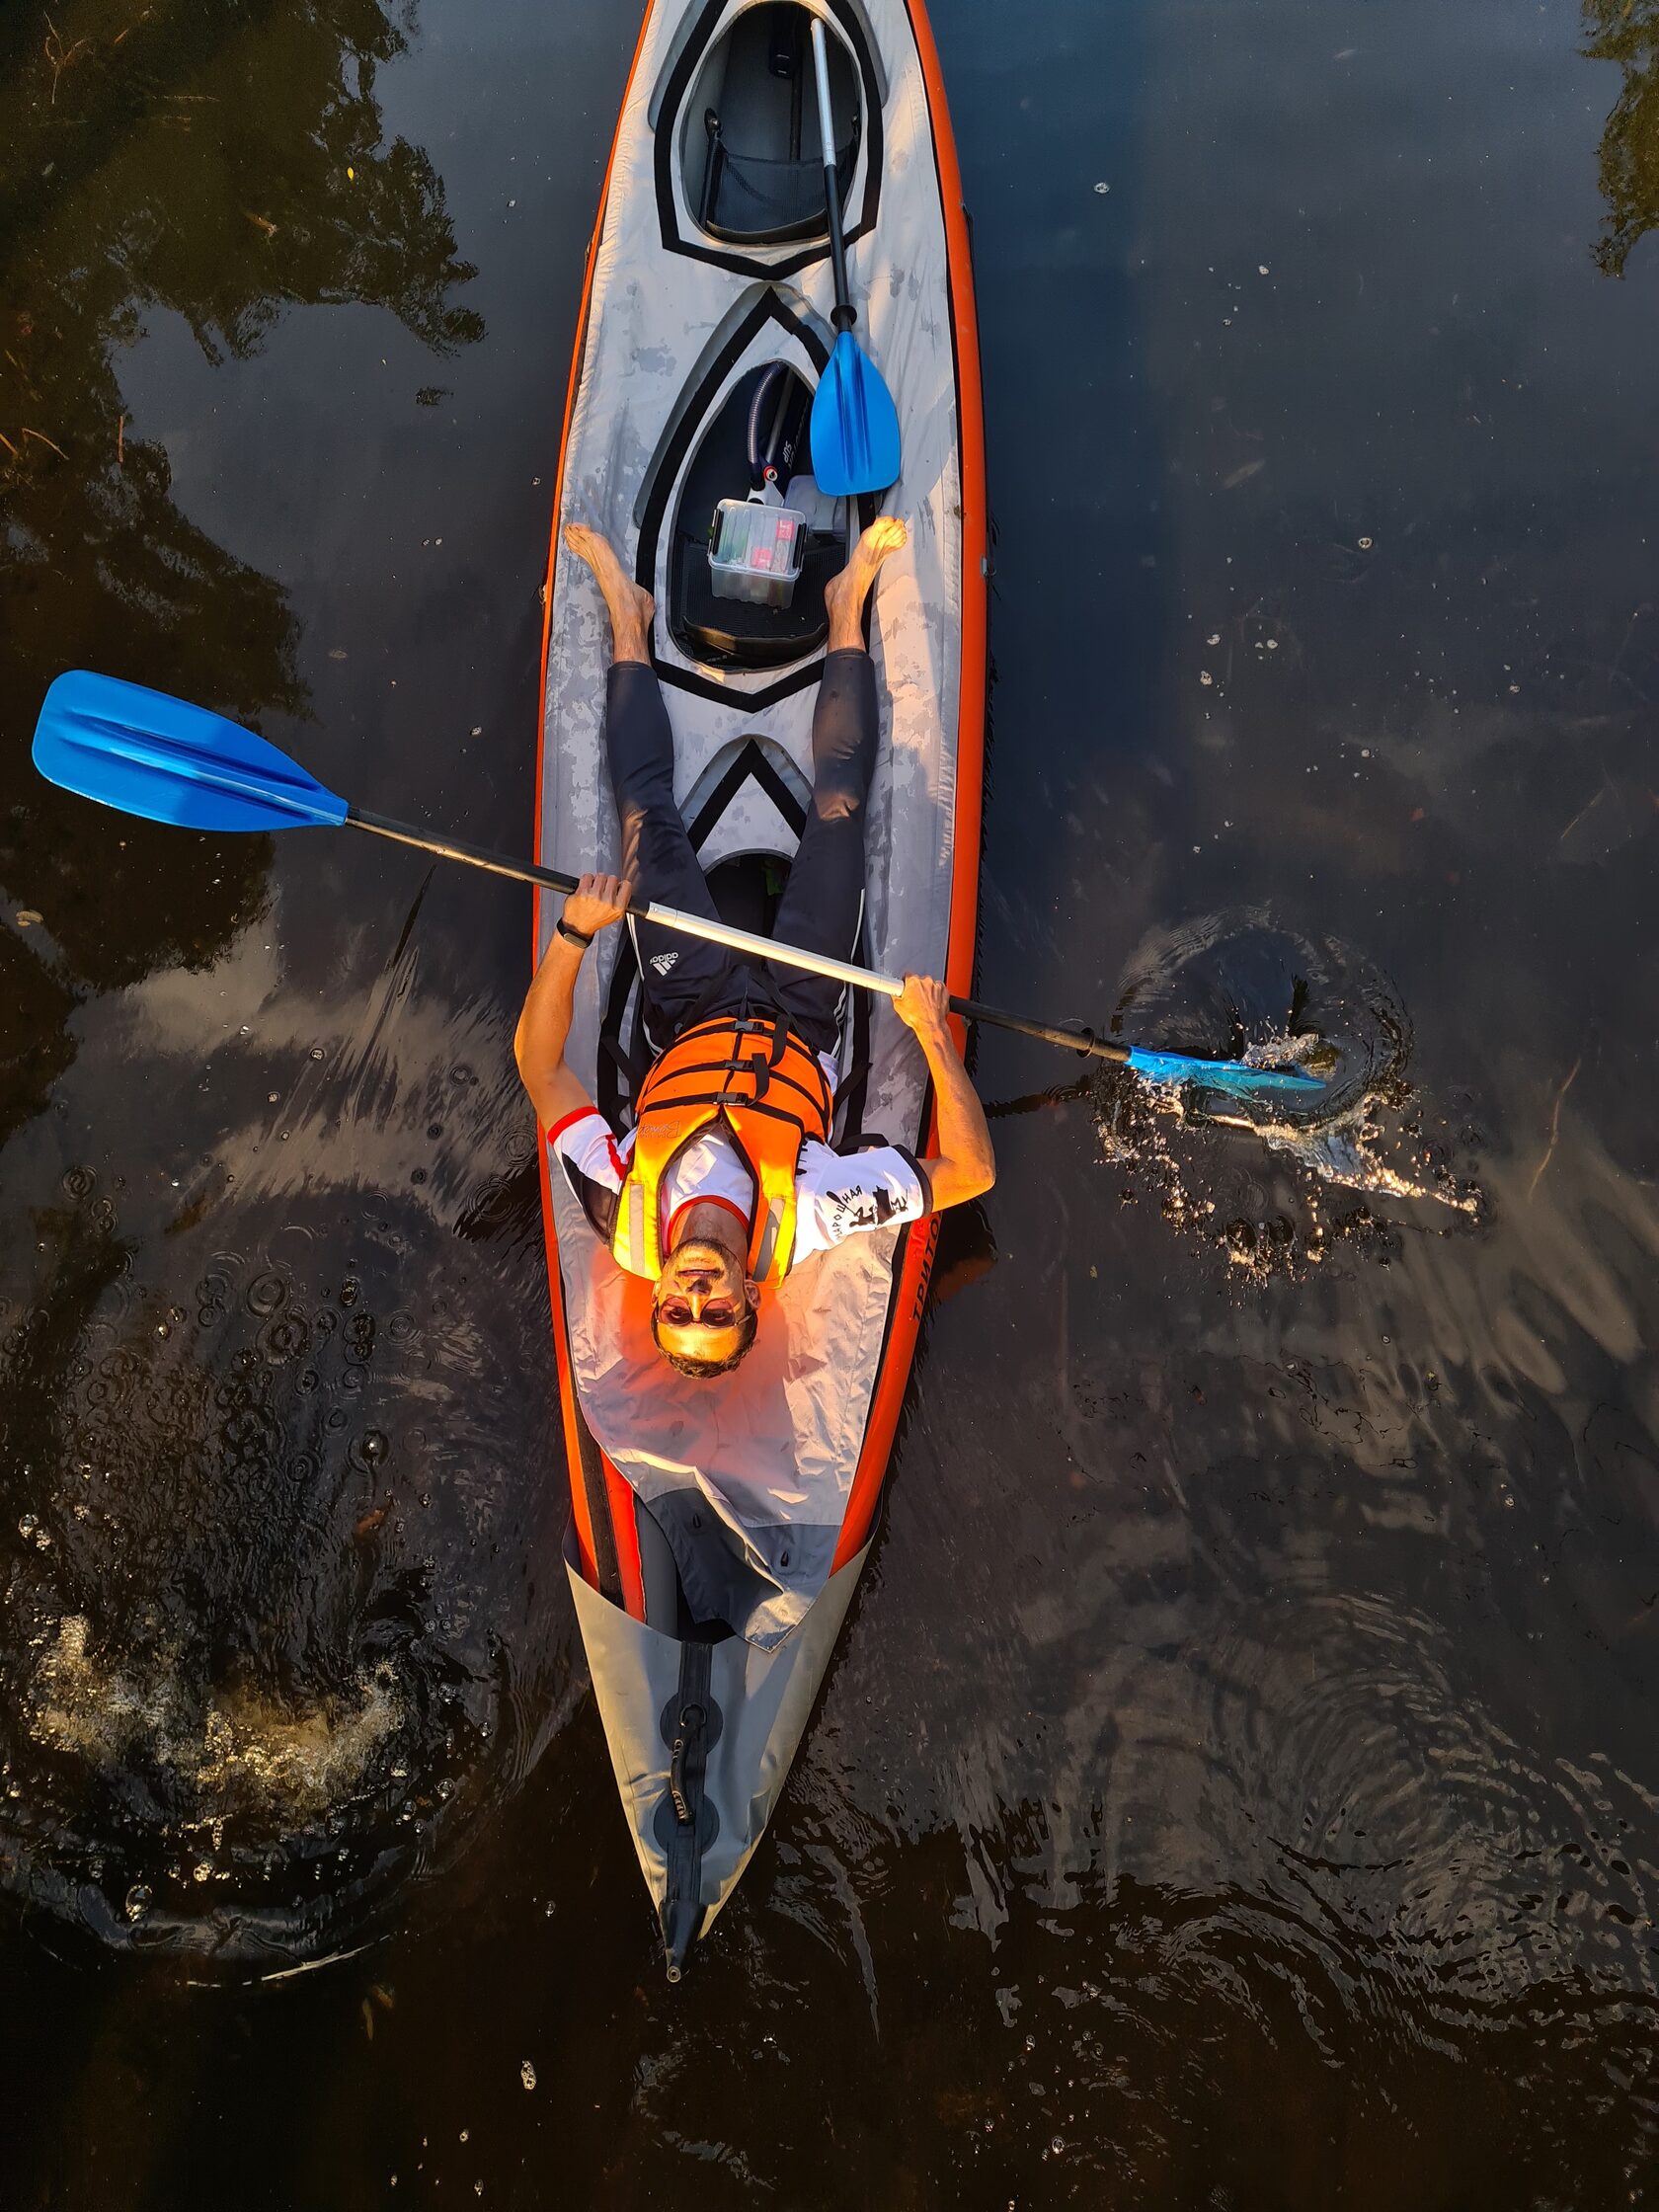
893, 975, 995, 1211
514, 872, 631, 1129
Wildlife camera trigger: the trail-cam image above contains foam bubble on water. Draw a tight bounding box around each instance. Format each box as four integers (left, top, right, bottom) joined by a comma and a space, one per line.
1096, 1070, 1476, 1283
32, 1614, 186, 1765
30, 1612, 402, 1816
191, 1676, 403, 1810
1092, 915, 1481, 1278
1206, 1029, 1480, 1216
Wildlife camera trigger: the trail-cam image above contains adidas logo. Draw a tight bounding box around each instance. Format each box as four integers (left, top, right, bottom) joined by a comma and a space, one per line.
650, 949, 679, 976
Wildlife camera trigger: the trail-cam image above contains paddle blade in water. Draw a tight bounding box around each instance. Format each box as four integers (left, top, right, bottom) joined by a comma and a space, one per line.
33, 671, 349, 834
1124, 1046, 1325, 1099
811, 331, 902, 497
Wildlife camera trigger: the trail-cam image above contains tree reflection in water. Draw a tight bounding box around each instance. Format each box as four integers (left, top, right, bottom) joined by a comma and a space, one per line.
1585, 0, 1659, 275
0, 0, 482, 1142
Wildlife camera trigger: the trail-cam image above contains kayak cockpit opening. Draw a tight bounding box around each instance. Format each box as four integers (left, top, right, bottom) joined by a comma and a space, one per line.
706, 851, 789, 937
682, 3, 860, 245
669, 358, 849, 669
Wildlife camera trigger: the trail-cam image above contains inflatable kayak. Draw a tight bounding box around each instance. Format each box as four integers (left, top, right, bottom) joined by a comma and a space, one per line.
533, 0, 984, 1977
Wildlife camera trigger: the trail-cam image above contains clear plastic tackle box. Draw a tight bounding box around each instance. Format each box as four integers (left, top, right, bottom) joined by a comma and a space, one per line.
708, 493, 808, 608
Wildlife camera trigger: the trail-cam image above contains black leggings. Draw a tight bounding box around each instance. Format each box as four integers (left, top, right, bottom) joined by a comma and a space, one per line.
606, 649, 878, 1058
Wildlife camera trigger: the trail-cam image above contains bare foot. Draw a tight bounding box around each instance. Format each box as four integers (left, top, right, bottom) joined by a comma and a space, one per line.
824, 515, 908, 638
564, 522, 655, 662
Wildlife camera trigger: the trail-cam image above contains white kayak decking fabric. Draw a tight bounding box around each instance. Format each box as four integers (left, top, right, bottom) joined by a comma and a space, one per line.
539, 0, 967, 1650
565, 1529, 873, 1941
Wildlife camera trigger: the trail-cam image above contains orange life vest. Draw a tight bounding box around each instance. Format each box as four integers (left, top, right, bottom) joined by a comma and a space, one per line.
610, 1012, 834, 1285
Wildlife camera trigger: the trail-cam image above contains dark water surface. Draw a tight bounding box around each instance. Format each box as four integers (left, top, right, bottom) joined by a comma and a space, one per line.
3, 0, 1659, 2201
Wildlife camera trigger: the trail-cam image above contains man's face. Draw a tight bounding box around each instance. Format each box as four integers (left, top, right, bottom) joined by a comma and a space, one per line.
652, 1238, 757, 1367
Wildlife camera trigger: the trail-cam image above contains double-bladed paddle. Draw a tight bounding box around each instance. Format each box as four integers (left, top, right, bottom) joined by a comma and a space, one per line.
31, 672, 1324, 1100
806, 19, 903, 500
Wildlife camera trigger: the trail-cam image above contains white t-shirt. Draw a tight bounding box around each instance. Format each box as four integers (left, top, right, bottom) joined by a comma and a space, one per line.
547, 1071, 931, 1262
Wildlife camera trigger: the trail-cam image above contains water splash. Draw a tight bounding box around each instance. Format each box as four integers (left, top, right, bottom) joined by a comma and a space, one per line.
31, 1615, 404, 1819
1095, 911, 1480, 1278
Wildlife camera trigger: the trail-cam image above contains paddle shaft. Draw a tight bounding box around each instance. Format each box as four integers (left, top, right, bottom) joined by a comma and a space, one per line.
37, 672, 1317, 1092
347, 807, 1131, 1063
810, 19, 857, 335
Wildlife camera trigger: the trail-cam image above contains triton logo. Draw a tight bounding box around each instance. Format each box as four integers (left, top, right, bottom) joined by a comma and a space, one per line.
650, 950, 679, 976
910, 1218, 942, 1319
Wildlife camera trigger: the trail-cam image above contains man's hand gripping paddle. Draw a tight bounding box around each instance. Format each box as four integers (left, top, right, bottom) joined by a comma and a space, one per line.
32, 672, 1325, 1101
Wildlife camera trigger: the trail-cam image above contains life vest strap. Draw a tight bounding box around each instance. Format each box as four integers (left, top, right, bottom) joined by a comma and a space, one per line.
639, 1056, 829, 1110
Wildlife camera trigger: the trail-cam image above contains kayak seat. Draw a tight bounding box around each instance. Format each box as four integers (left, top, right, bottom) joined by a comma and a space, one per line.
682, 3, 860, 247
668, 360, 848, 672
698, 113, 861, 246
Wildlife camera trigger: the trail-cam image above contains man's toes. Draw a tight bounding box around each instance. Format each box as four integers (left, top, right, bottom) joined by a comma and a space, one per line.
854, 516, 906, 568
564, 522, 604, 572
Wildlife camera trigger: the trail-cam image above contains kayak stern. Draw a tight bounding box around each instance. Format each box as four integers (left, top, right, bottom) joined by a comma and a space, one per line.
565, 1533, 871, 1978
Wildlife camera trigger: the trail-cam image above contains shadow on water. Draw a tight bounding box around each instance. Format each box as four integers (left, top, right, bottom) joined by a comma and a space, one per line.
0, 0, 546, 1968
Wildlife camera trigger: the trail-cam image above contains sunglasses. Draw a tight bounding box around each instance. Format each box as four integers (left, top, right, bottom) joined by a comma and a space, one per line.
654, 1296, 742, 1331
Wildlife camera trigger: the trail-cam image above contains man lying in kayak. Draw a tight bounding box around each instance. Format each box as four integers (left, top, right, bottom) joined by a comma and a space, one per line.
515, 516, 995, 1381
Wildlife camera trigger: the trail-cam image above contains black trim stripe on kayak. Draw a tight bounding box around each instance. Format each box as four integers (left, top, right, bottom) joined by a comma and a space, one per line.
684, 737, 808, 846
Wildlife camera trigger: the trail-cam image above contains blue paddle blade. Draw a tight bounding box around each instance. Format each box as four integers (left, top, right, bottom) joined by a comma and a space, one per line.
34, 671, 348, 834
810, 330, 903, 497
1124, 1046, 1325, 1099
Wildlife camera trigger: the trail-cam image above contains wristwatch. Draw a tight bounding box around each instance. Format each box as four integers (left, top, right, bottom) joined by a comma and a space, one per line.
556, 918, 593, 950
